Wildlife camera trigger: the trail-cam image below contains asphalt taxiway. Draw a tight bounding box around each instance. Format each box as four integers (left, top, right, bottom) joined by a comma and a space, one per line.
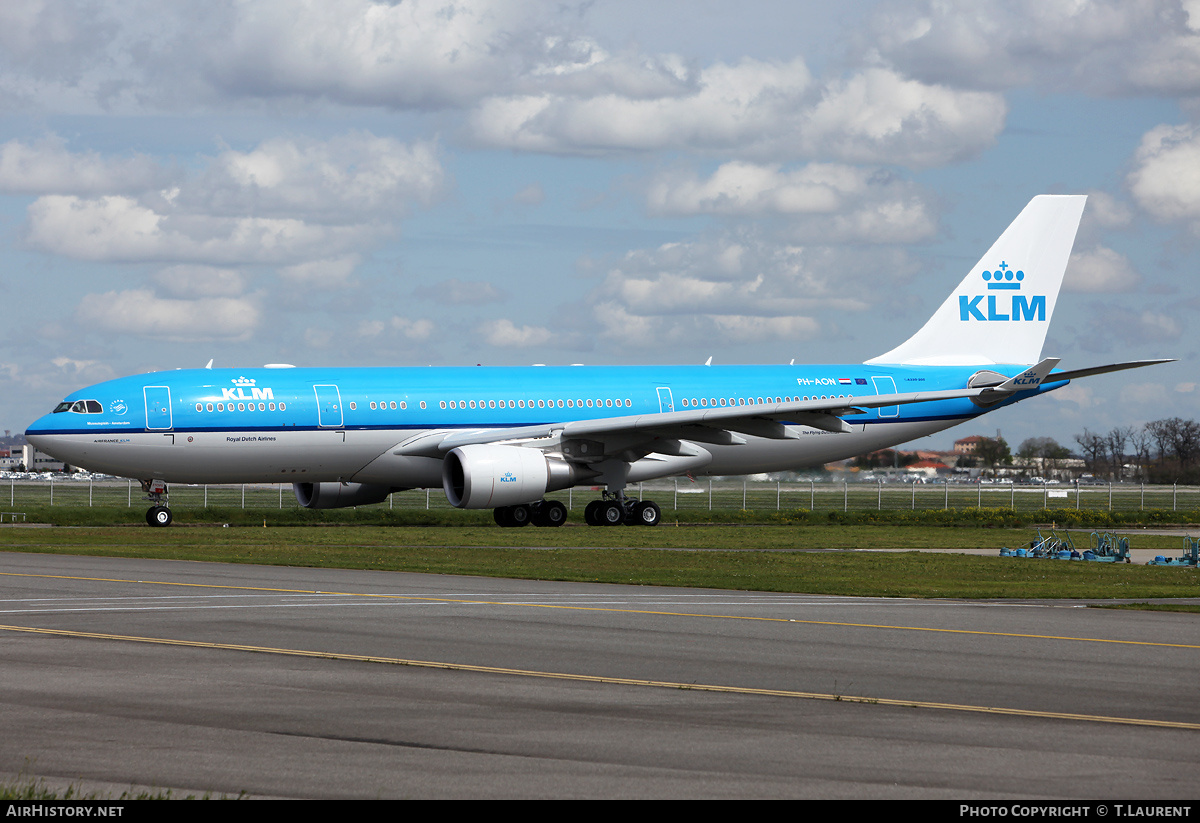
0, 551, 1197, 798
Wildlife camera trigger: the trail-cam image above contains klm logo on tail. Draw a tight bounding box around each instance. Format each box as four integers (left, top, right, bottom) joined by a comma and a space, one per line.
959, 262, 1046, 322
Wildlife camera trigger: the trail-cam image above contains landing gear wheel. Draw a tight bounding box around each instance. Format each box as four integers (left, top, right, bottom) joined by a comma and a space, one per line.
494, 504, 532, 527
146, 506, 173, 527
508, 504, 531, 527
632, 500, 661, 527
599, 500, 624, 526
584, 500, 604, 526
533, 500, 567, 527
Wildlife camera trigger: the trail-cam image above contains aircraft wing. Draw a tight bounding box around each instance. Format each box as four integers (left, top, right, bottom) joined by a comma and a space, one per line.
394, 386, 992, 459
394, 356, 1173, 461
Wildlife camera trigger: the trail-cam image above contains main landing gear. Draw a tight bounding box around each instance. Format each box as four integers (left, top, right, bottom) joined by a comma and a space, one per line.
493, 499, 568, 528
141, 479, 173, 527
583, 494, 661, 527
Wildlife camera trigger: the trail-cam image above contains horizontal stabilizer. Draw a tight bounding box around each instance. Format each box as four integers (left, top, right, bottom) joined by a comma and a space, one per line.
992, 358, 1060, 393
1045, 359, 1176, 383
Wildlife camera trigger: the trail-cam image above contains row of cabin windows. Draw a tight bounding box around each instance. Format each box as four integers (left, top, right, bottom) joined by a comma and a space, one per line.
337, 398, 635, 411
352, 399, 632, 411
196, 402, 287, 412
681, 394, 850, 407
193, 394, 851, 416
439, 398, 631, 410
192, 398, 634, 414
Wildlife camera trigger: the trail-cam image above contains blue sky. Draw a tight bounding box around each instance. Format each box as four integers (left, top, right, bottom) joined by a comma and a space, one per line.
1, 0, 1196, 453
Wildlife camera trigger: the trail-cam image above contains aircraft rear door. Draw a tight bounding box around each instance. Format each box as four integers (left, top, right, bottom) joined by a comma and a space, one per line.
656, 387, 674, 413
144, 386, 172, 430
870, 376, 899, 418
314, 385, 343, 428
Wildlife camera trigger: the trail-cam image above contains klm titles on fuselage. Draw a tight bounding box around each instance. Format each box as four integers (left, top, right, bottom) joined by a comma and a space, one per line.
221, 377, 274, 402
959, 264, 1046, 322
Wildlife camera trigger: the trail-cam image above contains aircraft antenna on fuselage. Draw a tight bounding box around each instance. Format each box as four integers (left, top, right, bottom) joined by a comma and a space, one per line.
865, 195, 1087, 367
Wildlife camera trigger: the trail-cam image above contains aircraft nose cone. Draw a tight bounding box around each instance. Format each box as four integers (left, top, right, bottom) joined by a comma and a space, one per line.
25, 413, 66, 455
25, 414, 53, 438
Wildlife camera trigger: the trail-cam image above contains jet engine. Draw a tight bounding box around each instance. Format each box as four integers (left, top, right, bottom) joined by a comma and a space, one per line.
442, 444, 588, 509
293, 481, 399, 509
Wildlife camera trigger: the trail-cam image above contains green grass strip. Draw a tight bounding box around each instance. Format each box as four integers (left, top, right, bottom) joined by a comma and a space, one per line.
3, 524, 1197, 600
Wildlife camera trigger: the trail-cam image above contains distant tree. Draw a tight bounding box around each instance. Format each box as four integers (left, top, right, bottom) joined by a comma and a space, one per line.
1107, 426, 1134, 482
975, 437, 1012, 476
1130, 428, 1153, 481
1018, 436, 1071, 478
1169, 419, 1200, 468
1145, 419, 1175, 468
1144, 418, 1200, 477
1018, 437, 1054, 460
1074, 429, 1108, 477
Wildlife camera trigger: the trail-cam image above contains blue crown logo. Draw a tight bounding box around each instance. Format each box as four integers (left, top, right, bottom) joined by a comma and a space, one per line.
981, 261, 1023, 290
232, 376, 256, 386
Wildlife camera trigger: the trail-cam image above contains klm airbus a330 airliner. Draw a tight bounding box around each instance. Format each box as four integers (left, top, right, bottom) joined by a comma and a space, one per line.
25, 195, 1171, 527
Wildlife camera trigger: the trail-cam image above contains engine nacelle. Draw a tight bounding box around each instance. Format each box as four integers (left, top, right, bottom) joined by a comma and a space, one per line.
293, 482, 398, 509
442, 444, 584, 509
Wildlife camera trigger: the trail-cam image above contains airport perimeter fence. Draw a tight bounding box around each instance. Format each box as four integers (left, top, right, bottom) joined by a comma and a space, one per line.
5, 477, 1200, 517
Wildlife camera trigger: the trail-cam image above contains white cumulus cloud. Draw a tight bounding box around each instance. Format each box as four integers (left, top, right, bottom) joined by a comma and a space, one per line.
472, 61, 1003, 167
866, 0, 1200, 96
25, 194, 371, 263
1064, 246, 1141, 292
481, 318, 554, 348
647, 161, 938, 242
278, 255, 362, 289
74, 288, 260, 341
1127, 122, 1200, 228
0, 136, 168, 195
189, 136, 445, 222
580, 233, 914, 349
151, 265, 247, 298
21, 133, 444, 265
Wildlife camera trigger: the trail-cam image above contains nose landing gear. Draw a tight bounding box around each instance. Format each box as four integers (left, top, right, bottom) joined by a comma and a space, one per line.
141, 479, 173, 527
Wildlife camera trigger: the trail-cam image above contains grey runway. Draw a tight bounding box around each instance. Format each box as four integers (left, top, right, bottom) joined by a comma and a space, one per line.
0, 551, 1196, 798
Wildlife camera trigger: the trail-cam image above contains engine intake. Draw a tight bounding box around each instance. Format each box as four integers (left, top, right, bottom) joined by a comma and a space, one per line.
442, 444, 588, 509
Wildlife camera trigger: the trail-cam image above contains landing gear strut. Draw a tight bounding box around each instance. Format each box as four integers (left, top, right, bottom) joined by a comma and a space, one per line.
141, 479, 172, 527
493, 499, 568, 528
584, 493, 661, 527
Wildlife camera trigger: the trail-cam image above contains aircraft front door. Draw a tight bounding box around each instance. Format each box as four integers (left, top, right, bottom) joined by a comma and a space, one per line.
144, 386, 172, 430
314, 385, 343, 428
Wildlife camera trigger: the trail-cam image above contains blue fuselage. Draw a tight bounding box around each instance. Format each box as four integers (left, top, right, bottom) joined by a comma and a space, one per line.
26, 362, 1054, 486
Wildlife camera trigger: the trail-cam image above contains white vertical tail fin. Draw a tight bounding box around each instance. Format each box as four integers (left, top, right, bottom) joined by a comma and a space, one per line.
866, 195, 1087, 366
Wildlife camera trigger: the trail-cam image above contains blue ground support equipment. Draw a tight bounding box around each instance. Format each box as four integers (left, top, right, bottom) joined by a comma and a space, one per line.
1000, 528, 1075, 558
1083, 531, 1131, 563
1147, 536, 1199, 567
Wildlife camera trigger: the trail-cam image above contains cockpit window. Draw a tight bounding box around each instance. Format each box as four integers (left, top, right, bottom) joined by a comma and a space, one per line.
52, 400, 103, 414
